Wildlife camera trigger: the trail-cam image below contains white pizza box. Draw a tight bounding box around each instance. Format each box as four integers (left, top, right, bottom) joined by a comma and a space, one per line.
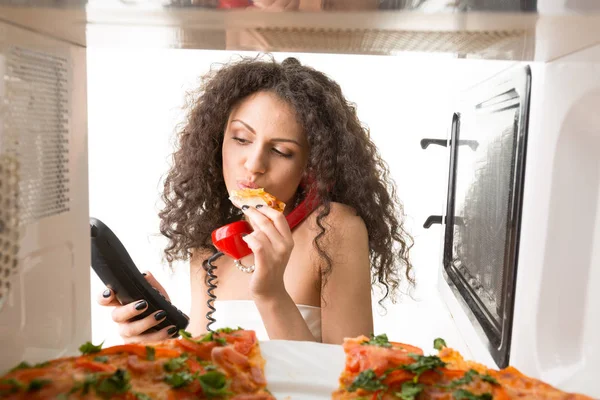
260, 340, 345, 400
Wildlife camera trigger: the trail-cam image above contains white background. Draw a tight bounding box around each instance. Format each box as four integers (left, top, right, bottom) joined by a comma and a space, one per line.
87, 48, 511, 352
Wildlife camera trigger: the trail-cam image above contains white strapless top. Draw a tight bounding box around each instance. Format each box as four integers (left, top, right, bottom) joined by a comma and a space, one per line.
211, 300, 322, 342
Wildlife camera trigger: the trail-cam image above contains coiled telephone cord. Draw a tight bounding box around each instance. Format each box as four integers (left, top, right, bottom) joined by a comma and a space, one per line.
203, 251, 223, 332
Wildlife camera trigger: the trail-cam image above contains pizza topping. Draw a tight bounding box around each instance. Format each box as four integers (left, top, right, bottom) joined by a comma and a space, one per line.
0, 377, 53, 395
74, 358, 118, 373
164, 370, 231, 398
68, 369, 131, 397
180, 329, 193, 339
176, 338, 219, 359
453, 388, 493, 400
94, 355, 109, 363
394, 381, 424, 400
438, 369, 499, 389
165, 371, 195, 388
200, 331, 227, 346
146, 346, 156, 361
480, 374, 498, 385
250, 366, 267, 386
400, 354, 446, 380
27, 378, 52, 391
95, 369, 131, 396
0, 377, 25, 394
79, 340, 104, 355
8, 362, 33, 373
433, 338, 447, 351
69, 373, 98, 395
181, 329, 228, 346
440, 369, 479, 389
216, 327, 243, 334
229, 188, 286, 213
348, 369, 387, 392
198, 370, 230, 397
163, 354, 190, 372
212, 346, 251, 374
362, 333, 392, 348
99, 344, 181, 359
227, 329, 258, 356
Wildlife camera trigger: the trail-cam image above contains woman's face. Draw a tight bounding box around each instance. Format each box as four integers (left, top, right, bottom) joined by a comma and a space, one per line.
222, 91, 309, 210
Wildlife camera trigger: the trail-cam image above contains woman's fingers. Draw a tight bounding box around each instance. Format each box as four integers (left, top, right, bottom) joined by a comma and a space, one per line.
242, 229, 270, 254
97, 272, 176, 343
121, 323, 179, 344
97, 271, 170, 307
111, 299, 150, 324
116, 309, 169, 340
97, 288, 120, 307
242, 206, 279, 245
253, 204, 293, 243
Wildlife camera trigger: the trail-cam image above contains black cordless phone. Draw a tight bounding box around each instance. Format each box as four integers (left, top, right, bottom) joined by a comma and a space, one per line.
90, 217, 189, 335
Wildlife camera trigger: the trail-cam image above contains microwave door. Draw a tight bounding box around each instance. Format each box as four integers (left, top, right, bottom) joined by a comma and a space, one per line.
442, 65, 532, 368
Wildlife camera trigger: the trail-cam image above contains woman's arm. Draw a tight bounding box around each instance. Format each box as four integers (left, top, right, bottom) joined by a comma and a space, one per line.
254, 290, 319, 341
319, 203, 374, 344
241, 205, 318, 341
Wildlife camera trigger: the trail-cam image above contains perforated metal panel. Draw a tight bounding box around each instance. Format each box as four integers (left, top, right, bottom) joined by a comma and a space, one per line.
253, 28, 526, 57
8, 47, 71, 222
0, 155, 19, 303
0, 45, 71, 307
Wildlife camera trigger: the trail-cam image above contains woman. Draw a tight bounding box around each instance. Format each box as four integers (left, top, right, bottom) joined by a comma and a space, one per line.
98, 55, 412, 345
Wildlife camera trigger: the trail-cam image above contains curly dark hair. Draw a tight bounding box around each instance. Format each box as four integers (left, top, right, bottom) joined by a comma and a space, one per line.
159, 54, 413, 303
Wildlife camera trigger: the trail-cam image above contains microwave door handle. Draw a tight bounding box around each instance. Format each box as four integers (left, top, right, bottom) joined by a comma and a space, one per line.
423, 216, 463, 229
420, 138, 478, 151
420, 139, 448, 149
423, 215, 443, 229
458, 140, 479, 151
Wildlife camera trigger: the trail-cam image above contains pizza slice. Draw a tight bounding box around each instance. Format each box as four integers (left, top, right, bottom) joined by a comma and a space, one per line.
437, 345, 594, 400
0, 328, 274, 400
229, 189, 285, 213
333, 334, 593, 400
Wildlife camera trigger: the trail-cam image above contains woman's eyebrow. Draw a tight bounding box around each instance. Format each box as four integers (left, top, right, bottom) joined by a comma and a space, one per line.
231, 119, 255, 134
272, 138, 302, 146
231, 118, 302, 147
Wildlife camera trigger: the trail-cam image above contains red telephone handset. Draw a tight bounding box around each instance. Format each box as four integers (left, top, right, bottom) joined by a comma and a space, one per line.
211, 190, 319, 261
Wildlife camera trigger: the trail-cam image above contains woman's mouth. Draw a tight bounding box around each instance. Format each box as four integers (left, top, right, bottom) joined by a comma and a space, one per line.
237, 180, 260, 190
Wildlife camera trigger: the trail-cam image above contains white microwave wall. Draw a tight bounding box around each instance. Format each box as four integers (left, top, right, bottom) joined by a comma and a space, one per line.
0, 22, 91, 368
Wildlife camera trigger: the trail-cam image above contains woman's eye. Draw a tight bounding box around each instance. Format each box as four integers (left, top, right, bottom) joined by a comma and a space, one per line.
232, 137, 249, 144
272, 148, 292, 158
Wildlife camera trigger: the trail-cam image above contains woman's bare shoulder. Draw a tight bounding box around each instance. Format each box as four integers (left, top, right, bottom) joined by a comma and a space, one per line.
304, 201, 368, 244
308, 201, 364, 226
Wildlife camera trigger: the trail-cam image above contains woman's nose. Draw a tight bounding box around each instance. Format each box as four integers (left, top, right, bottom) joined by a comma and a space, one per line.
244, 148, 267, 174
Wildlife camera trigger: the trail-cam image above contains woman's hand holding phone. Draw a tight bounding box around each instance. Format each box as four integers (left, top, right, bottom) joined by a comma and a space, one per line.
97, 272, 180, 343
